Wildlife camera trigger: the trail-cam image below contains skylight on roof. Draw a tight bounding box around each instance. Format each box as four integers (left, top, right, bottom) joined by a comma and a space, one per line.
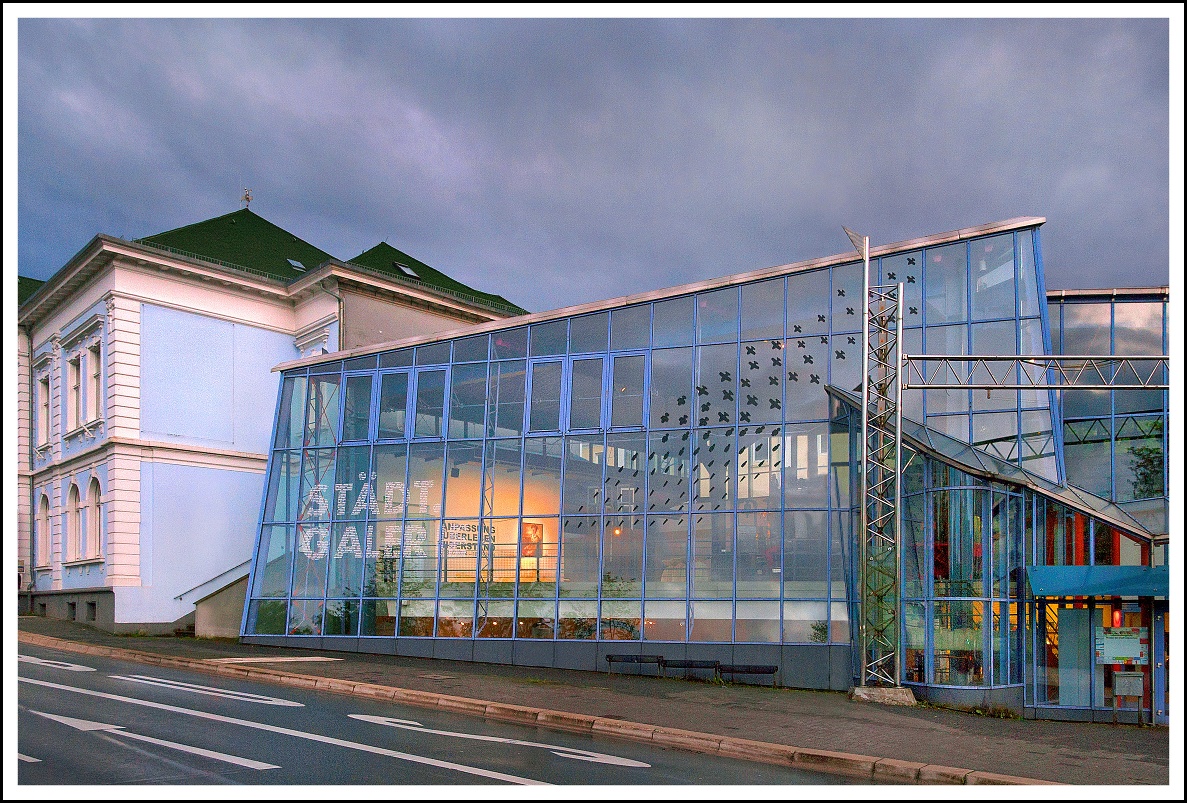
287, 258, 306, 271
393, 261, 419, 278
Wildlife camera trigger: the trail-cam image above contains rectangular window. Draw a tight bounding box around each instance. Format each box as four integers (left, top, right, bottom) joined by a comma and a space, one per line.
610, 355, 645, 428
377, 372, 409, 439
87, 345, 102, 422
413, 369, 446, 438
528, 361, 563, 432
67, 357, 81, 431
568, 358, 603, 430
341, 374, 374, 441
38, 377, 50, 445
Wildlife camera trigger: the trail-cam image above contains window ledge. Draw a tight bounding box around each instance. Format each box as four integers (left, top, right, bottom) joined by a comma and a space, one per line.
33, 564, 53, 571
62, 557, 105, 567
63, 420, 103, 440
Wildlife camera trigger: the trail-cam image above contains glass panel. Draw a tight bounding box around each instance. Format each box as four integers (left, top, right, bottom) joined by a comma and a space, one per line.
491, 327, 528, 360
1017, 230, 1041, 318
452, 333, 489, 363
326, 523, 366, 597
488, 360, 526, 437
739, 340, 783, 425
737, 426, 781, 511
691, 512, 733, 597
924, 242, 968, 325
645, 515, 688, 598
568, 357, 604, 430
264, 451, 301, 522
782, 600, 828, 643
611, 355, 645, 428
649, 347, 693, 428
830, 262, 863, 333
934, 600, 985, 686
643, 600, 687, 641
736, 511, 780, 598
304, 374, 340, 447
971, 322, 1018, 413
415, 342, 451, 366
447, 363, 487, 439
784, 334, 830, 421
275, 375, 308, 449
406, 443, 444, 519
518, 517, 559, 596
516, 599, 557, 639
474, 518, 517, 596
444, 442, 483, 518
379, 348, 413, 369
902, 494, 928, 599
251, 525, 293, 597
830, 511, 851, 602
933, 488, 983, 597
475, 601, 515, 638
1116, 416, 1165, 501
830, 600, 850, 644
969, 234, 1016, 321
881, 251, 923, 328
364, 522, 401, 597
610, 305, 650, 352
563, 434, 604, 515
924, 323, 969, 416
569, 312, 609, 354
559, 517, 601, 598
298, 448, 335, 523
696, 286, 739, 344
1113, 301, 1163, 354
1063, 418, 1112, 498
652, 296, 694, 348
694, 344, 737, 427
528, 361, 563, 432
440, 519, 479, 597
377, 372, 409, 439
689, 600, 733, 642
361, 599, 398, 637
783, 510, 828, 598
735, 600, 780, 642
333, 445, 372, 519
740, 278, 784, 341
783, 421, 829, 509
341, 374, 374, 442
291, 523, 329, 598
530, 320, 568, 357
648, 431, 691, 512
246, 600, 288, 635
973, 412, 1019, 462
398, 599, 434, 636
604, 433, 645, 514
413, 369, 446, 438
287, 599, 325, 636
1018, 319, 1047, 408
603, 515, 643, 597
786, 268, 830, 337
558, 600, 598, 639
600, 600, 642, 640
692, 428, 735, 513
374, 443, 408, 518
399, 520, 439, 598
436, 599, 474, 637
904, 601, 926, 682
522, 436, 563, 516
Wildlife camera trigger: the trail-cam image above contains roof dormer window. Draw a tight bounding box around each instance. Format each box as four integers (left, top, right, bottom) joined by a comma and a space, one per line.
287, 258, 306, 272
393, 261, 419, 278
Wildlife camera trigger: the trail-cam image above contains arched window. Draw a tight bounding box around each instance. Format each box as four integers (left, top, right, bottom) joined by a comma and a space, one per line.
66, 483, 81, 562
86, 477, 103, 558
36, 495, 50, 566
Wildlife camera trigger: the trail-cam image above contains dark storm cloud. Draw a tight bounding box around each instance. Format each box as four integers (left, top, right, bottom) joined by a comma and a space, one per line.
17, 17, 1171, 312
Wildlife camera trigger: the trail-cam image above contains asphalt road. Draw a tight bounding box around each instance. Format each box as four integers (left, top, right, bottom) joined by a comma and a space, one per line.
18, 643, 855, 786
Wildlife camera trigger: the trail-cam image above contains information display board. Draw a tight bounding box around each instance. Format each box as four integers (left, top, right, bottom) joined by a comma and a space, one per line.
1094, 626, 1148, 665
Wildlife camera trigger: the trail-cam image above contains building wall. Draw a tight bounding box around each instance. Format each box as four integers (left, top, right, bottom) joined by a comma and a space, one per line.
341, 290, 479, 349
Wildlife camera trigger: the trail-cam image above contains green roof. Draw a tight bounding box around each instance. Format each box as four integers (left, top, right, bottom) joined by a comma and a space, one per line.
348, 241, 525, 314
135, 208, 336, 281
18, 276, 46, 305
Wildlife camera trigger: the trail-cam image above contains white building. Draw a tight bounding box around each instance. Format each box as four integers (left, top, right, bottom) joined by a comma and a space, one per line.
17, 208, 521, 634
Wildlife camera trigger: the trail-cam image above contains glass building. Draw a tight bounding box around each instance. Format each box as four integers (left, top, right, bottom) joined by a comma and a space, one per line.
243, 217, 1168, 723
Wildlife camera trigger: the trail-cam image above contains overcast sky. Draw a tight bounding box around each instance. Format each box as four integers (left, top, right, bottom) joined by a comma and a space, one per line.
12, 14, 1175, 313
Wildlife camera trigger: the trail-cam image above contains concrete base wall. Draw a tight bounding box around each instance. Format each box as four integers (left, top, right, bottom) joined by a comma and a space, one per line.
908, 683, 1025, 715
25, 588, 198, 636
195, 576, 249, 638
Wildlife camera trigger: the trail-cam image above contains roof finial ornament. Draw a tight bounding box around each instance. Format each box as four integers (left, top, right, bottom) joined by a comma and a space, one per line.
242, 188, 253, 209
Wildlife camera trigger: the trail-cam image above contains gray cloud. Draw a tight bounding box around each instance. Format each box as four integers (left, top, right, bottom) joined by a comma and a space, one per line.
18, 17, 1171, 312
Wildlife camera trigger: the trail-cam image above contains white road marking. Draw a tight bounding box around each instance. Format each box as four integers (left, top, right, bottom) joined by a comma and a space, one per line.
202, 656, 342, 664
19, 655, 95, 672
18, 754, 42, 763
349, 714, 651, 768
109, 674, 304, 706
19, 676, 547, 785
30, 710, 279, 770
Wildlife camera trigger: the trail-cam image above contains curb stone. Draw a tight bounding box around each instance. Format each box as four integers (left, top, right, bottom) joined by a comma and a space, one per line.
17, 631, 1060, 785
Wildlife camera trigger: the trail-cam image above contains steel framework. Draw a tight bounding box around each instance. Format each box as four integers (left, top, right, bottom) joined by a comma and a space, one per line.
901, 355, 1169, 390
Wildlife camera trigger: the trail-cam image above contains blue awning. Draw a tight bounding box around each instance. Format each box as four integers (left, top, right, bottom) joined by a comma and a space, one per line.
1026, 565, 1168, 598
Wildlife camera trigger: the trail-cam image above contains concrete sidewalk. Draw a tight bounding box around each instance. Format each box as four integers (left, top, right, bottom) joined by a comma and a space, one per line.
16, 617, 1169, 785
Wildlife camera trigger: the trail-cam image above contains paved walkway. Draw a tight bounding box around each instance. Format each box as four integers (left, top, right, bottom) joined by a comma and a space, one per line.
16, 617, 1170, 785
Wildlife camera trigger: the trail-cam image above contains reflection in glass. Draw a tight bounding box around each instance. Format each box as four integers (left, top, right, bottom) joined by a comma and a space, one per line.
440, 519, 479, 597
786, 268, 830, 337
1063, 418, 1112, 498
413, 369, 446, 437
969, 234, 1015, 321
690, 600, 732, 642
264, 451, 301, 522
361, 599, 398, 636
252, 525, 293, 598
564, 433, 603, 515
416, 342, 451, 366
643, 600, 687, 641
342, 374, 373, 441
611, 355, 645, 427
558, 600, 598, 639
697, 287, 739, 344
881, 251, 924, 328
691, 513, 733, 597
785, 335, 830, 420
569, 312, 609, 354
378, 372, 409, 439
379, 348, 413, 369
737, 427, 781, 511
305, 374, 340, 447
830, 262, 863, 332
448, 363, 487, 438
400, 519, 439, 598
475, 601, 515, 638
603, 515, 643, 597
516, 599, 557, 638
1017, 230, 1040, 318
275, 375, 308, 448
491, 328, 528, 360
517, 517, 559, 596
333, 446, 372, 518
488, 361, 526, 437
452, 334, 489, 363
739, 340, 783, 424
374, 443, 408, 518
783, 422, 828, 509
364, 522, 401, 597
288, 599, 325, 636
600, 600, 641, 640
610, 305, 650, 352
529, 320, 568, 357
934, 600, 984, 686
521, 437, 563, 515
735, 600, 780, 642
783, 510, 827, 598
736, 511, 780, 597
327, 523, 366, 596
443, 441, 483, 517
692, 428, 735, 512
406, 443, 444, 519
291, 523, 329, 598
528, 361, 563, 432
569, 358, 604, 429
649, 348, 693, 428
298, 448, 335, 522
652, 296, 694, 348
437, 599, 474, 637
398, 599, 434, 636
559, 517, 601, 598
1115, 416, 1164, 501
695, 344, 737, 427
648, 430, 690, 512
741, 278, 784, 341
924, 242, 967, 325
645, 515, 688, 598
604, 433, 645, 514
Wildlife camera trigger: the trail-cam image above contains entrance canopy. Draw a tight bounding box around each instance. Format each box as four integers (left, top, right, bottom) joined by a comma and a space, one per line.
1026, 565, 1168, 598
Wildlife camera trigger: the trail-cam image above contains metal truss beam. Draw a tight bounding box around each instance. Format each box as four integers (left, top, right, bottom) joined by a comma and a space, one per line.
901, 355, 1169, 390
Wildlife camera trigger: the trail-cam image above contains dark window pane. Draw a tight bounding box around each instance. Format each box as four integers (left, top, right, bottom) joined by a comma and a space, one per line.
379, 348, 412, 369
448, 363, 487, 439
377, 372, 409, 439
569, 312, 609, 354
344, 355, 377, 371
649, 347, 692, 428
1115, 416, 1164, 501
327, 523, 366, 596
652, 296, 694, 348
528, 361, 563, 432
559, 517, 601, 598
342, 374, 374, 441
783, 510, 827, 598
488, 361, 526, 437
696, 287, 739, 344
610, 305, 650, 351
297, 448, 335, 522
274, 375, 308, 449
611, 355, 645, 428
530, 320, 568, 357
569, 358, 604, 430
401, 521, 440, 598
452, 334, 489, 362
491, 327, 528, 360
602, 515, 643, 597
741, 278, 784, 341
415, 341, 451, 365
413, 369, 446, 437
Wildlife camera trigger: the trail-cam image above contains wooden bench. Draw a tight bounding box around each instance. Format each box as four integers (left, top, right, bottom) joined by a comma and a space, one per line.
658, 658, 721, 679
605, 654, 663, 674
718, 664, 779, 685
